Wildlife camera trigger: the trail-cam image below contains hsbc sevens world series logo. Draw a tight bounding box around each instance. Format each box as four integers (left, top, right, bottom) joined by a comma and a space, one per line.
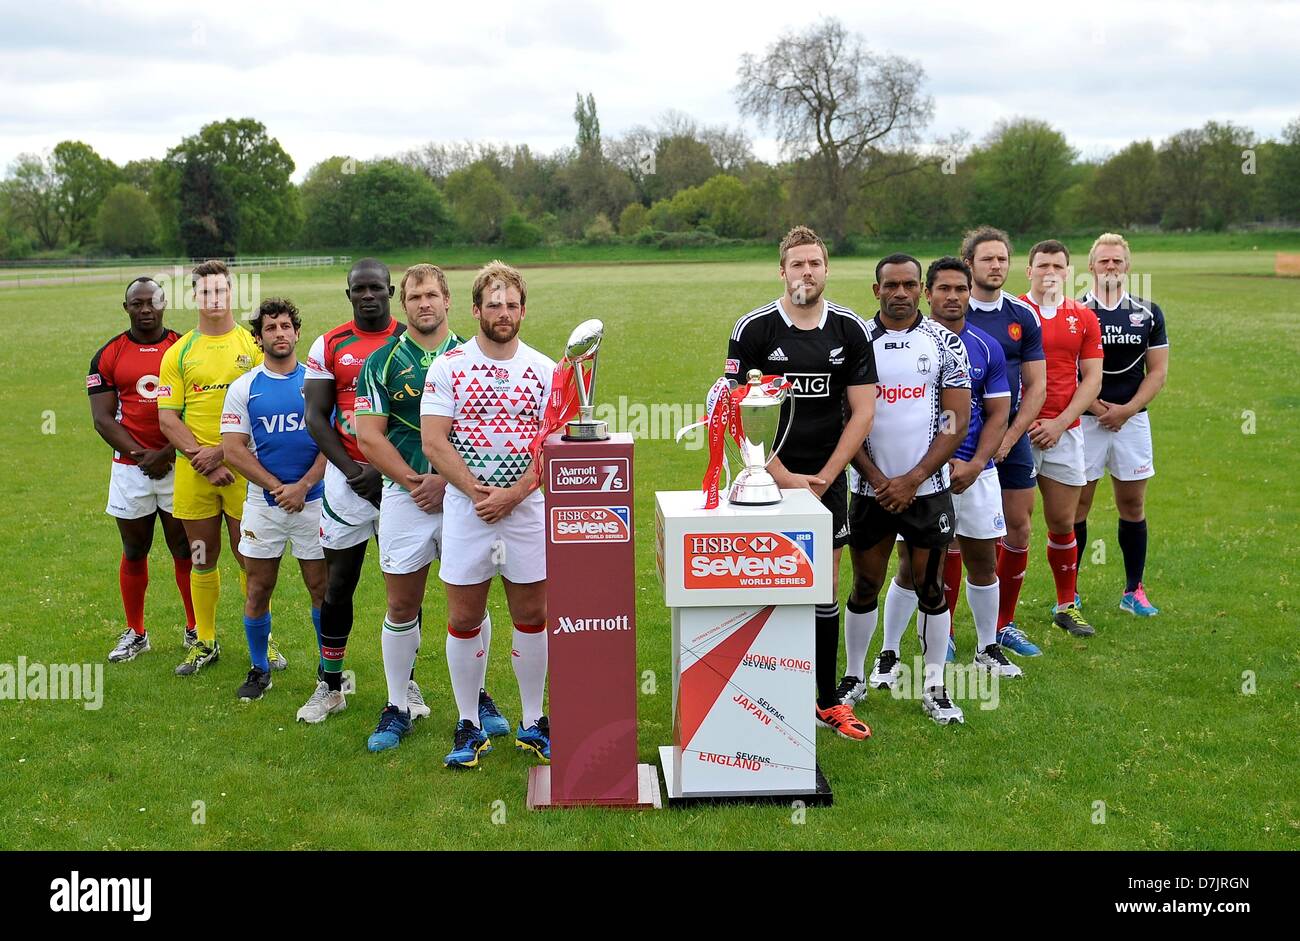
684, 531, 814, 589
549, 506, 631, 543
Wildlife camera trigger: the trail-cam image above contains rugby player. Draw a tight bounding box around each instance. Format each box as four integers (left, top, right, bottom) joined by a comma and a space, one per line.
846, 254, 971, 725
220, 298, 327, 703
1019, 240, 1103, 637
872, 257, 1022, 686
1077, 233, 1168, 616
726, 225, 876, 740
158, 261, 281, 675
355, 264, 509, 750
960, 227, 1048, 657
304, 260, 419, 710
89, 276, 196, 662
421, 261, 553, 769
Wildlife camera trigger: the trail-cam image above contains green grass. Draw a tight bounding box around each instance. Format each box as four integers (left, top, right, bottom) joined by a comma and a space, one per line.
1, 248, 1297, 850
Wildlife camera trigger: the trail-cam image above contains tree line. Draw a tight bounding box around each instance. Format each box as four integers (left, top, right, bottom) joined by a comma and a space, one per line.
3, 18, 1297, 260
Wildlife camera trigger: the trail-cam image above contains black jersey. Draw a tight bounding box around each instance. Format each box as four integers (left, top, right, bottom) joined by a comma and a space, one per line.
1079, 292, 1169, 409
726, 297, 876, 474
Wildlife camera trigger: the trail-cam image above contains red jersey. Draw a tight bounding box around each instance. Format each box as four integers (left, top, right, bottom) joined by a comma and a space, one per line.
1019, 295, 1102, 428
87, 329, 181, 464
306, 319, 404, 463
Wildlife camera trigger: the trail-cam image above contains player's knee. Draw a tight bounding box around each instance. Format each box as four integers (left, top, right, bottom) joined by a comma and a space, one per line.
387, 601, 420, 624
244, 585, 273, 613
850, 573, 882, 607
916, 579, 947, 615
447, 619, 482, 639
121, 541, 151, 562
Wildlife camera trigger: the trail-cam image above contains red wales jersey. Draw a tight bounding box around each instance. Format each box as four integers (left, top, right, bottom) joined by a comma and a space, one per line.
1019, 295, 1102, 428
87, 329, 181, 464
306, 319, 404, 463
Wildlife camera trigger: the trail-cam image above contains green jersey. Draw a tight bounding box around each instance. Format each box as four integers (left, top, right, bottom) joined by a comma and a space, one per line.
355, 330, 463, 486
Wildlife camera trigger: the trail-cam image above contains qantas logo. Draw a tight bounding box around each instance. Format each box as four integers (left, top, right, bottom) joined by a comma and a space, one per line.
549, 506, 631, 543
877, 384, 927, 404
684, 531, 815, 589
192, 382, 229, 393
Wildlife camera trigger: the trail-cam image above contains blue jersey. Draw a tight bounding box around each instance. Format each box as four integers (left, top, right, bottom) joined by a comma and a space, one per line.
965, 291, 1044, 415
221, 363, 324, 506
952, 322, 1011, 468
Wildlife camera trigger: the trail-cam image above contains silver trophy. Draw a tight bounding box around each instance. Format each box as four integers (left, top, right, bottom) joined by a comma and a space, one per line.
563, 319, 609, 441
726, 369, 793, 505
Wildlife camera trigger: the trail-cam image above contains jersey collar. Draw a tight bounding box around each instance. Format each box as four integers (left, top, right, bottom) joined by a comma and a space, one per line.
1083, 290, 1131, 311
873, 311, 923, 333
777, 296, 828, 331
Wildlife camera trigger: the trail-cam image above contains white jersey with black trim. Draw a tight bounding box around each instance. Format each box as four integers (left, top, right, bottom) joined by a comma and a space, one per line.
850, 313, 972, 498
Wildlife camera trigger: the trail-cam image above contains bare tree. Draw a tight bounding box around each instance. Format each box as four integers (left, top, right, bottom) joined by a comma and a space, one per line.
735, 17, 932, 246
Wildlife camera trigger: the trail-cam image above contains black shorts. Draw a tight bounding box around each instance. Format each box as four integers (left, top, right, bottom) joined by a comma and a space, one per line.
820, 472, 849, 549
848, 489, 955, 550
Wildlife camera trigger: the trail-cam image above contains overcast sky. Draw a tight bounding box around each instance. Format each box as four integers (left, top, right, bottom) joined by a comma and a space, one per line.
3, 0, 1298, 179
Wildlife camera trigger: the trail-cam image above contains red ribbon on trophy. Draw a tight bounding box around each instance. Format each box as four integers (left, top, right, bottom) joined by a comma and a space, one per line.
687, 373, 786, 509
527, 359, 580, 486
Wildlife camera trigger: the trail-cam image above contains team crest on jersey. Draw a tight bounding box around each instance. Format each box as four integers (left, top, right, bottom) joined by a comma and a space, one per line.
1008, 323, 1022, 341
1129, 312, 1147, 326
916, 354, 931, 375
829, 346, 845, 365
1066, 315, 1079, 333
970, 365, 984, 379
236, 354, 252, 370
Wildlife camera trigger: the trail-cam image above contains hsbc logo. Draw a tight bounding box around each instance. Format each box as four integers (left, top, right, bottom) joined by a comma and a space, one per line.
684, 531, 815, 589
877, 384, 927, 404
552, 614, 631, 634
549, 506, 630, 543
785, 373, 830, 397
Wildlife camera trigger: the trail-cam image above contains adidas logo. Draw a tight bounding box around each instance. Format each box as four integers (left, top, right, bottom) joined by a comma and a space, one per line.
835, 522, 849, 539
769, 347, 788, 362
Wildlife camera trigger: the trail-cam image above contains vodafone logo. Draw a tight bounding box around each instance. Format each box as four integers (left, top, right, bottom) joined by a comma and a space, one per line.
684, 531, 815, 589
877, 384, 927, 404
549, 506, 630, 543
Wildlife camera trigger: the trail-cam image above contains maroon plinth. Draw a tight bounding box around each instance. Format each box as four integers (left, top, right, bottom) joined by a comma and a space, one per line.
527, 432, 661, 810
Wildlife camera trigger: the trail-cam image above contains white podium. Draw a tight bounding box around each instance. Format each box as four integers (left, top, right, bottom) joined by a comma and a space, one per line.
654, 489, 833, 803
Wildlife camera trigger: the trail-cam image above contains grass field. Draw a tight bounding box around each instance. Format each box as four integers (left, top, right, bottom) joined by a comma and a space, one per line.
1, 245, 1297, 851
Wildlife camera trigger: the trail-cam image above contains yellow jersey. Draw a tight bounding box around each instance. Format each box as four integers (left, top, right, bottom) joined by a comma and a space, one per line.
157, 326, 263, 446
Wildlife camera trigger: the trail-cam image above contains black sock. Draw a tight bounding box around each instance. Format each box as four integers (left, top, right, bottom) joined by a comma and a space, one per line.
1117, 518, 1147, 593
1074, 519, 1088, 571
318, 598, 353, 691
815, 604, 841, 709
410, 607, 422, 682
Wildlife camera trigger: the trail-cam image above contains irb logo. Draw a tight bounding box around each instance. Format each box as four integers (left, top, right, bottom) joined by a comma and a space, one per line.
684, 531, 815, 589
549, 506, 630, 543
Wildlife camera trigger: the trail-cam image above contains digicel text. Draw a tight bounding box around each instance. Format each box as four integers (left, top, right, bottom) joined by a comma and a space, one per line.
877, 384, 927, 403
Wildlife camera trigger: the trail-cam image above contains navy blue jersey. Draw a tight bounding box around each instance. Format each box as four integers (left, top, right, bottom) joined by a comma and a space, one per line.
953, 322, 1011, 468
727, 297, 877, 474
221, 363, 324, 506
965, 291, 1044, 415
1080, 292, 1169, 410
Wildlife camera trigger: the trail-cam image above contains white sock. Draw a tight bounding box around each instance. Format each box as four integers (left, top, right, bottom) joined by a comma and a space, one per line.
479, 609, 492, 659
511, 627, 548, 728
381, 615, 420, 712
844, 605, 877, 680
446, 624, 488, 725
967, 580, 1000, 651
919, 607, 952, 690
882, 580, 918, 654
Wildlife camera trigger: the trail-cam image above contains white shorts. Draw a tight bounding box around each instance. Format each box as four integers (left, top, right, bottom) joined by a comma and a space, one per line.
105, 462, 175, 519
1031, 424, 1086, 487
378, 483, 444, 575
239, 498, 325, 560
1082, 412, 1155, 482
952, 467, 1007, 540
439, 486, 546, 586
319, 461, 380, 550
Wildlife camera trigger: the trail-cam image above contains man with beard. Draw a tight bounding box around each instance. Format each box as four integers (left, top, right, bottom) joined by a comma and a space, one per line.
726, 225, 877, 741
354, 264, 508, 747
960, 227, 1048, 658
421, 261, 555, 769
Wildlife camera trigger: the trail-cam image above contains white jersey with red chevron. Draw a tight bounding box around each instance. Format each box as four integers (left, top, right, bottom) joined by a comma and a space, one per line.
421, 335, 555, 491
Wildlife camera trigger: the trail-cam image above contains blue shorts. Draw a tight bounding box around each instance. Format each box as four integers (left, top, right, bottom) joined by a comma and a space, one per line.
996, 432, 1036, 490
